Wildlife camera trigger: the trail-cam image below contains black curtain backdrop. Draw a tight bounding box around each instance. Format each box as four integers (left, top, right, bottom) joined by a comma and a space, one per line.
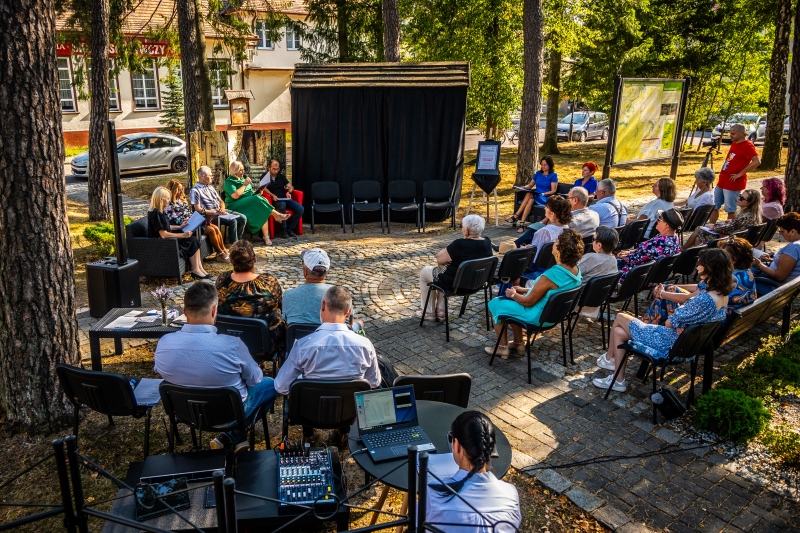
292, 86, 467, 224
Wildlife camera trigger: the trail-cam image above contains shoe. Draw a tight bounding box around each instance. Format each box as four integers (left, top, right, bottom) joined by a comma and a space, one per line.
509, 341, 527, 355
436, 308, 446, 320
215, 252, 230, 263
597, 354, 616, 371
485, 345, 510, 360
592, 374, 627, 392
210, 434, 232, 450
233, 441, 250, 454
415, 310, 435, 320
286, 228, 297, 239
191, 272, 212, 280
276, 230, 288, 239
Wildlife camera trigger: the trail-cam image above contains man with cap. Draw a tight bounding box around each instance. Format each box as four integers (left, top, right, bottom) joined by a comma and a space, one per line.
615, 208, 683, 283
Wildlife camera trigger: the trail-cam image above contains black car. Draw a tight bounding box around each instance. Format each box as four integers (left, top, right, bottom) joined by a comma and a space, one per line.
556, 112, 610, 142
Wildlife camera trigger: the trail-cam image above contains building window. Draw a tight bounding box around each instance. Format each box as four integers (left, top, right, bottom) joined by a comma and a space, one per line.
286, 25, 301, 50
131, 62, 159, 110
208, 60, 229, 108
255, 20, 273, 49
57, 58, 77, 112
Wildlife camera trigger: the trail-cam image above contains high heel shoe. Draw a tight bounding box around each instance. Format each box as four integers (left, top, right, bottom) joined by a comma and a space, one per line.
191, 272, 212, 280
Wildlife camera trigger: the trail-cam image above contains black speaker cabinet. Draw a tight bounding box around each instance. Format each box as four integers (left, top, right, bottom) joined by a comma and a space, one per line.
86, 258, 142, 318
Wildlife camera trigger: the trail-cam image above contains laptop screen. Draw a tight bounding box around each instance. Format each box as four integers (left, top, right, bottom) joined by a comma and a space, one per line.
355, 386, 418, 431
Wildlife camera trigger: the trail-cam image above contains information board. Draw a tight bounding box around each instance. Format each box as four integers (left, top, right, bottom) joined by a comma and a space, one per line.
612, 80, 685, 165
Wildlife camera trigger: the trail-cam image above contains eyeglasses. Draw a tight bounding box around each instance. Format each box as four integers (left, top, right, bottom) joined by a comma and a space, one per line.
738, 195, 749, 201
447, 431, 454, 444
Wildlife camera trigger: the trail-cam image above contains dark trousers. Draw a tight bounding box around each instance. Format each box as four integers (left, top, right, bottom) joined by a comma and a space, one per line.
220, 211, 247, 244
515, 228, 536, 248
273, 198, 304, 230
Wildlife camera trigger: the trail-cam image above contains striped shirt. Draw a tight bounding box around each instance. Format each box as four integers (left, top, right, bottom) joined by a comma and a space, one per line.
189, 183, 222, 211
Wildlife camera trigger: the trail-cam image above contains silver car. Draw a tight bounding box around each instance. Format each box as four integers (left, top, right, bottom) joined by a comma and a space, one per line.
70, 133, 188, 177
711, 113, 763, 143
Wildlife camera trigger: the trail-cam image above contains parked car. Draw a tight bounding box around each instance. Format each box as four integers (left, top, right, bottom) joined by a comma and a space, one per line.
711, 113, 764, 143
70, 133, 188, 177
784, 117, 790, 141
556, 112, 609, 142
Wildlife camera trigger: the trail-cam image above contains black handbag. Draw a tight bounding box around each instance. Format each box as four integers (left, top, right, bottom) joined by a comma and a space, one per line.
651, 388, 686, 420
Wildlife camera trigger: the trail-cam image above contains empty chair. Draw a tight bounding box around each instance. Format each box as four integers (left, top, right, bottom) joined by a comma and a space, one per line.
582, 235, 594, 253
521, 242, 555, 281
282, 379, 371, 441
350, 180, 384, 234
393, 374, 471, 408
679, 205, 714, 244
757, 218, 779, 247
640, 254, 681, 296
743, 222, 768, 247
56, 364, 155, 459
422, 181, 456, 232
492, 247, 536, 290
420, 256, 499, 341
387, 180, 420, 233
566, 272, 621, 357
310, 182, 346, 234
667, 245, 707, 285
556, 182, 573, 196
616, 219, 650, 251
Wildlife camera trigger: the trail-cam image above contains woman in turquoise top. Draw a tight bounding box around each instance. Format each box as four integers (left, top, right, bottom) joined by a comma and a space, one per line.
486, 229, 583, 359
224, 160, 289, 245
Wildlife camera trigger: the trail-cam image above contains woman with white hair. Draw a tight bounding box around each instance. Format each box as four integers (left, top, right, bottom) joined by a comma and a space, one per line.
148, 186, 211, 279
675, 167, 715, 209
417, 215, 494, 320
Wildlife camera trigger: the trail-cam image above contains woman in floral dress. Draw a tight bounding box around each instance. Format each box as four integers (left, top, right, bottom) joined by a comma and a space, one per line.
616, 208, 683, 283
683, 189, 762, 249
166, 179, 229, 262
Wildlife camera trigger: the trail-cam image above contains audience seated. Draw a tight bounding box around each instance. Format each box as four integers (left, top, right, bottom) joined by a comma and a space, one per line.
514, 195, 572, 261
572, 161, 599, 198
154, 282, 278, 451
486, 230, 583, 359
224, 160, 289, 246
565, 186, 600, 237
760, 177, 785, 222
417, 215, 494, 321
594, 248, 731, 392
274, 286, 386, 445
674, 168, 715, 209
752, 212, 800, 295
683, 189, 761, 249
148, 186, 210, 280
167, 178, 228, 262
507, 155, 558, 231
258, 159, 304, 239
626, 178, 677, 235
191, 165, 247, 244
426, 411, 521, 533
589, 178, 628, 227
617, 208, 682, 283
576, 225, 619, 318
215, 240, 285, 354
642, 237, 756, 325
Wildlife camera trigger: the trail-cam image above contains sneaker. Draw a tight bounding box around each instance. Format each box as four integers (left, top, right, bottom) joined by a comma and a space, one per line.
597, 354, 616, 371
286, 228, 297, 239
209, 434, 232, 450
592, 374, 627, 392
233, 441, 250, 454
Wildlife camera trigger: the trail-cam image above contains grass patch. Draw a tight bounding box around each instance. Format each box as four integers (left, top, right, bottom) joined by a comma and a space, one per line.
65, 146, 88, 159
120, 175, 184, 200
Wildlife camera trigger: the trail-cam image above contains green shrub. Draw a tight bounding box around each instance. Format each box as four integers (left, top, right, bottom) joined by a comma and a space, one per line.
694, 389, 771, 442
776, 327, 800, 365
83, 218, 132, 257
716, 362, 773, 399
761, 425, 800, 467
752, 355, 800, 384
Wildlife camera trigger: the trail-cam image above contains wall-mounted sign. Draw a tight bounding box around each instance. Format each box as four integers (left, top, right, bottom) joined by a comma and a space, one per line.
56, 40, 171, 57
224, 90, 255, 127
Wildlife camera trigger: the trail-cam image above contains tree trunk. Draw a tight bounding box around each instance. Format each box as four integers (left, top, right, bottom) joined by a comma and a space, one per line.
541, 49, 561, 155
0, 0, 81, 429
784, 5, 800, 210
88, 0, 110, 221
337, 0, 349, 62
176, 0, 204, 137
516, 0, 544, 186
383, 0, 400, 62
761, 0, 792, 170
193, 0, 215, 132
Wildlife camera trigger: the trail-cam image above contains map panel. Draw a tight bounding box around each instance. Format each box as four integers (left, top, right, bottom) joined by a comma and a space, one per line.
613, 81, 683, 165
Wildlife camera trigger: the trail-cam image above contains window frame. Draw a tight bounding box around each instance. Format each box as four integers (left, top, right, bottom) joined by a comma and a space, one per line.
285, 25, 301, 50
57, 56, 79, 114
255, 19, 274, 50
208, 59, 232, 109
129, 61, 161, 111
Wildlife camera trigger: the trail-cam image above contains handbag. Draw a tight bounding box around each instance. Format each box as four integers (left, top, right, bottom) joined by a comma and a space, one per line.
651, 388, 686, 421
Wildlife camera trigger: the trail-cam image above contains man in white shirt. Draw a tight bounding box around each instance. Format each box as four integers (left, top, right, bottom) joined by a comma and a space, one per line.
275, 285, 382, 444
565, 186, 600, 237
589, 178, 628, 227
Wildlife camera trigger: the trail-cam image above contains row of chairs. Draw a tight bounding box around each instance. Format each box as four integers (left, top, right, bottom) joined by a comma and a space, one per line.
309, 180, 456, 234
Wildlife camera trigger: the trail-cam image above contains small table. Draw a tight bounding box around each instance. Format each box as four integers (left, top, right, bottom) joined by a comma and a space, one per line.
89, 308, 179, 371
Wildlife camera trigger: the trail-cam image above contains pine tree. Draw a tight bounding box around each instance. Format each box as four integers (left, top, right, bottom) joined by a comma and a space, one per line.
159, 72, 185, 137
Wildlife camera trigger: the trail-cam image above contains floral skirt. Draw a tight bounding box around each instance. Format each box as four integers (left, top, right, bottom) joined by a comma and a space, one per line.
640, 285, 691, 325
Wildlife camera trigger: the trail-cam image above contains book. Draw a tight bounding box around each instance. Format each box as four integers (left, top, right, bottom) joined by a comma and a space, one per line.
133, 378, 163, 406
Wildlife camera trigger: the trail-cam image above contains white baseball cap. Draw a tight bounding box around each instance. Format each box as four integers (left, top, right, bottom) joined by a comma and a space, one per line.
301, 248, 330, 273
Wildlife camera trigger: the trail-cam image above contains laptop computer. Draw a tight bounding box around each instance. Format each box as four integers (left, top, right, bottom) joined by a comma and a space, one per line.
355, 385, 436, 462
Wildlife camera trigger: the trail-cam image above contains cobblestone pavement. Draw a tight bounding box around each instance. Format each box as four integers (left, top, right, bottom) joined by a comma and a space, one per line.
76, 223, 800, 533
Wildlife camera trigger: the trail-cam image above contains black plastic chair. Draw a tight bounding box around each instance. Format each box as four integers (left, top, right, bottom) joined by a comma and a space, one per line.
679, 205, 714, 244
639, 254, 681, 297
707, 229, 748, 248
393, 374, 471, 408
216, 314, 274, 368
488, 286, 583, 382
743, 223, 768, 247
617, 219, 650, 251
351, 180, 384, 234
286, 323, 319, 351
601, 261, 654, 337
56, 364, 154, 459
526, 242, 556, 276
492, 247, 536, 290
282, 379, 371, 441
566, 272, 621, 358
758, 218, 779, 246
667, 245, 707, 284
420, 256, 499, 341
311, 182, 346, 234
582, 235, 594, 253
159, 382, 270, 453
556, 182, 573, 195
387, 180, 420, 233
422, 181, 456, 232
604, 321, 722, 424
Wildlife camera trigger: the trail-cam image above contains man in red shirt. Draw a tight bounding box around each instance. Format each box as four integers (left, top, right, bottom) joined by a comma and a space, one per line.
711, 123, 761, 223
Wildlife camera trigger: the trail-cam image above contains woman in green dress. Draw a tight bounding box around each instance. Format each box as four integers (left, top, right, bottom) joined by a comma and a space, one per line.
224, 160, 289, 246
486, 229, 584, 359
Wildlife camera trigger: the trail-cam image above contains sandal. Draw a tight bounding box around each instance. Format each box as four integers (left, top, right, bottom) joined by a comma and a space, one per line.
505, 214, 519, 224
517, 224, 527, 234
436, 308, 446, 320
415, 310, 435, 320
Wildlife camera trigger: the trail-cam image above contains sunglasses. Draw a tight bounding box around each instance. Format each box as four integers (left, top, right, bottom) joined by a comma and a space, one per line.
738, 195, 749, 201
447, 431, 454, 451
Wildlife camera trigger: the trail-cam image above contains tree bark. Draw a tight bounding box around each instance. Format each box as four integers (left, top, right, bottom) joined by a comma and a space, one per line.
541, 49, 561, 155
176, 0, 203, 137
193, 0, 215, 132
760, 0, 792, 170
337, 0, 349, 62
383, 0, 400, 62
0, 0, 81, 429
516, 0, 544, 186
784, 5, 800, 210
88, 0, 110, 221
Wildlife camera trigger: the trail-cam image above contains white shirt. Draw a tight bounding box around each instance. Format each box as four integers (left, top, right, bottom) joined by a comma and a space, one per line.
529, 224, 566, 261
569, 207, 600, 237
687, 189, 714, 209
274, 322, 381, 395
589, 197, 628, 227
638, 199, 674, 235
424, 454, 521, 533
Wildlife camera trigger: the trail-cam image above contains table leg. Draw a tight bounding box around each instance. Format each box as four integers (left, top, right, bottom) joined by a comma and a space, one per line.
368, 485, 390, 526
114, 337, 123, 355
394, 493, 409, 533
336, 509, 350, 532
89, 334, 102, 371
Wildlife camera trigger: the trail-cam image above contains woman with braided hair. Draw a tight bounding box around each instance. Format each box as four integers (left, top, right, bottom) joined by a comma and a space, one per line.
425, 411, 520, 532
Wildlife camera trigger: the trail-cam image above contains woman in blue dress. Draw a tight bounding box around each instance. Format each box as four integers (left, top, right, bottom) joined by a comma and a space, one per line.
572, 161, 598, 198
486, 229, 583, 359
506, 155, 558, 232
593, 248, 732, 393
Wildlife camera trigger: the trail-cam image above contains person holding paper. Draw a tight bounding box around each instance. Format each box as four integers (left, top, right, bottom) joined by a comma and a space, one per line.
258, 159, 304, 239
224, 161, 290, 246
682, 189, 761, 249
751, 212, 800, 294
167, 179, 229, 262
505, 155, 558, 232
148, 187, 211, 280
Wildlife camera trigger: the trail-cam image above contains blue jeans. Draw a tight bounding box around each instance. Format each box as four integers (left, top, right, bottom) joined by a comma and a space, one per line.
273, 198, 304, 230
220, 211, 247, 243
223, 377, 278, 444
714, 186, 739, 213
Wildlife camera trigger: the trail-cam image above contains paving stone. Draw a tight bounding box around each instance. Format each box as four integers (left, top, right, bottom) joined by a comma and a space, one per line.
592, 504, 632, 530
699, 516, 727, 533
535, 468, 573, 494
654, 428, 681, 444
566, 486, 605, 512
617, 523, 657, 533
